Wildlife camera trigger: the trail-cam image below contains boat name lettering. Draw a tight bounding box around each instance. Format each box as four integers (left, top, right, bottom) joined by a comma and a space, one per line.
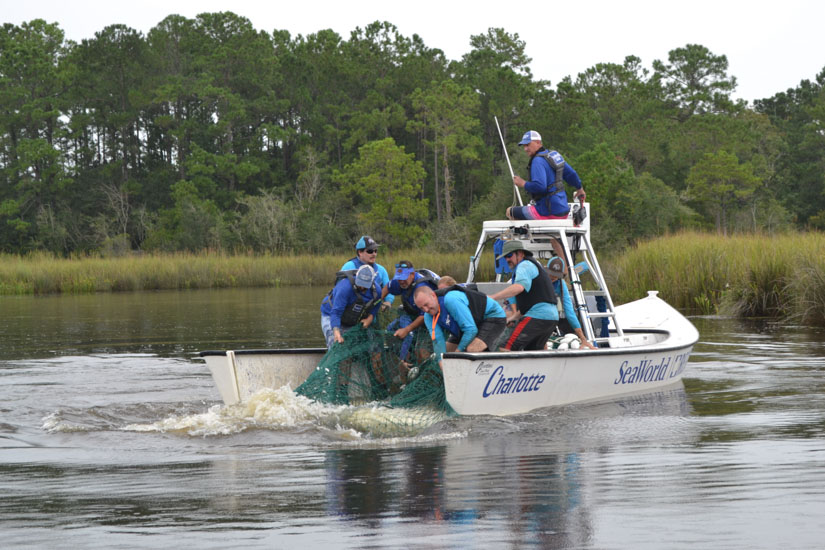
483, 365, 545, 398
475, 361, 495, 375
614, 352, 689, 385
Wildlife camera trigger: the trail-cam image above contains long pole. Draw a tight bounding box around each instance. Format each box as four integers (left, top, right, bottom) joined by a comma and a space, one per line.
495, 115, 523, 206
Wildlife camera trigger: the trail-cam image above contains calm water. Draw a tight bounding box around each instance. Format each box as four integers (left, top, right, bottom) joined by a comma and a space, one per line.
2, 288, 825, 549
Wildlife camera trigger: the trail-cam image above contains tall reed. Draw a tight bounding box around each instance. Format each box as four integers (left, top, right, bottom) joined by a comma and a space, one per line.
0, 250, 491, 296
608, 231, 825, 324
3, 233, 823, 325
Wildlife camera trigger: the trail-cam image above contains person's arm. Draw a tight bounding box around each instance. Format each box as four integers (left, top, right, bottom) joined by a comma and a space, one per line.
445, 292, 478, 351
523, 159, 549, 195
559, 282, 595, 349
395, 314, 425, 338
376, 265, 395, 308
489, 283, 525, 302
563, 163, 585, 200
490, 261, 532, 302
330, 279, 352, 343
559, 282, 580, 330
366, 288, 383, 325
504, 302, 521, 325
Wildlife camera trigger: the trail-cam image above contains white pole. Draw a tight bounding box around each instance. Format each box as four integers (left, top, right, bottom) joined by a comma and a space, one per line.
495, 115, 523, 206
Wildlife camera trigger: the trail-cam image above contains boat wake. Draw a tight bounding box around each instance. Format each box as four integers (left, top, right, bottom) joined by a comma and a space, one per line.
118, 386, 455, 439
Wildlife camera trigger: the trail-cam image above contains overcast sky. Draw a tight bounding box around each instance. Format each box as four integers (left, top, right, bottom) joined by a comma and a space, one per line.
5, 0, 825, 103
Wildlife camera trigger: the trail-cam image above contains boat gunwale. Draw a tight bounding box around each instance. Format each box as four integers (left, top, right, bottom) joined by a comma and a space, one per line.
198, 329, 698, 361
444, 328, 697, 361
199, 348, 327, 357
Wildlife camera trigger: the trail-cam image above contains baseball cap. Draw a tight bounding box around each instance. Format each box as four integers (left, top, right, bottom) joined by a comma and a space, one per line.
518, 130, 542, 145
393, 260, 415, 281
354, 264, 376, 288
355, 235, 379, 250
546, 257, 564, 278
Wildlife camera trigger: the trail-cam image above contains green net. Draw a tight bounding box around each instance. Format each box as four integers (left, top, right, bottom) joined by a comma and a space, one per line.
295, 309, 457, 436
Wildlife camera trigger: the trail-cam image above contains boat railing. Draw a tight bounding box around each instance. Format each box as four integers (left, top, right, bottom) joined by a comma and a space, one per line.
467, 202, 622, 345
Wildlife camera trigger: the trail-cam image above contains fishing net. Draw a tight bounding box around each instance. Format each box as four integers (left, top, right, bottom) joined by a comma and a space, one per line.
295, 309, 457, 435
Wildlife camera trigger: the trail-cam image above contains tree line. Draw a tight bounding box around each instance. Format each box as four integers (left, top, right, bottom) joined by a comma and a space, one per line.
2, 14, 824, 256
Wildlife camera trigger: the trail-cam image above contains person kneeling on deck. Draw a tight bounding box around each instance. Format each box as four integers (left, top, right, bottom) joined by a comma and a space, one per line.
320, 264, 382, 347
382, 260, 439, 360
547, 256, 596, 350
413, 285, 506, 366
489, 240, 558, 351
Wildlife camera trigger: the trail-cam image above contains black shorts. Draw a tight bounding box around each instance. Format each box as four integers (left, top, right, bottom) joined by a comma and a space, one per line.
502, 317, 558, 351
446, 317, 506, 351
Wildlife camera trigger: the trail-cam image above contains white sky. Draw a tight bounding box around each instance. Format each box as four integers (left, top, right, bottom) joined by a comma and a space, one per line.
5, 0, 825, 103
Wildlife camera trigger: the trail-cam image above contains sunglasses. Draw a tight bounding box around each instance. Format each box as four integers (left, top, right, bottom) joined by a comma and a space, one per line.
504, 252, 515, 259
395, 263, 411, 269
362, 248, 378, 254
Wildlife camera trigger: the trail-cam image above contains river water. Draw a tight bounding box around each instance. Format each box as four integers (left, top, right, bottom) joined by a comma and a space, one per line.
2, 287, 824, 549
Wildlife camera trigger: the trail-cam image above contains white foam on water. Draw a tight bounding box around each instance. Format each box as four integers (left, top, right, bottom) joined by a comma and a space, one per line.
117, 385, 460, 439
122, 386, 345, 436
41, 411, 90, 433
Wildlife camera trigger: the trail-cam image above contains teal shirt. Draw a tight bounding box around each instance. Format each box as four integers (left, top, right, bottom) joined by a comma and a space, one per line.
424, 291, 505, 355
507, 259, 558, 320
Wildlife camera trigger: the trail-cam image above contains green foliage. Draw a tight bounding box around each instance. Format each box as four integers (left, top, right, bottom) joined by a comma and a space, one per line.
652, 44, 741, 120
1, 15, 824, 256
337, 138, 428, 248
685, 150, 762, 233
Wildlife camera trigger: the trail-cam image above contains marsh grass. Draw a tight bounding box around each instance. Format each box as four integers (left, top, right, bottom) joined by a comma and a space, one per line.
3, 233, 824, 325
0, 250, 492, 296
609, 231, 825, 324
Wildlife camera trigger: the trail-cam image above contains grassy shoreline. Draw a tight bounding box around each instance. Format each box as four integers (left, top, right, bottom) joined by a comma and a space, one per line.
0, 250, 493, 295
608, 231, 825, 325
3, 232, 824, 325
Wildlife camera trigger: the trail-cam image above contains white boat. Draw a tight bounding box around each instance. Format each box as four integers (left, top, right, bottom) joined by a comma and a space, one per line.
200, 202, 698, 416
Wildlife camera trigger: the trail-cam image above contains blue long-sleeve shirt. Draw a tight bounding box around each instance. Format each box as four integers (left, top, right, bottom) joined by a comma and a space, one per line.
341, 258, 395, 303
320, 277, 382, 330
526, 149, 582, 217
423, 291, 505, 355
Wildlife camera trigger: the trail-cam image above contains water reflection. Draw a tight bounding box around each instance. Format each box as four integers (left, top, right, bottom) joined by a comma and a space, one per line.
0, 287, 326, 360
319, 441, 592, 547
4, 289, 825, 549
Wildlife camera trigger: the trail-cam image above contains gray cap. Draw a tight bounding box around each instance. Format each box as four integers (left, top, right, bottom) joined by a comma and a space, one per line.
354, 264, 376, 288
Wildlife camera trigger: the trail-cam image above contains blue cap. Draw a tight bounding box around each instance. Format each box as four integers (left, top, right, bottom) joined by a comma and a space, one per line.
518, 130, 542, 145
393, 260, 415, 281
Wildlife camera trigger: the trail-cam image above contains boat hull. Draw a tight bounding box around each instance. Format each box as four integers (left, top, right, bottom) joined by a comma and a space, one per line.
200, 348, 325, 405
441, 340, 693, 416
200, 294, 698, 416
441, 292, 698, 415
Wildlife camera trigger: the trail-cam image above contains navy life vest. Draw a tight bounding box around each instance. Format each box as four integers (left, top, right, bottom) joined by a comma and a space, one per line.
527, 148, 566, 198
511, 256, 557, 315
323, 269, 381, 327
338, 270, 382, 327
433, 285, 489, 339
